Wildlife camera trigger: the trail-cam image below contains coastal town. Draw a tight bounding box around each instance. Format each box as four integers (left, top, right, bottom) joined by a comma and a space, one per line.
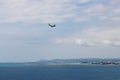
0, 59, 120, 66
28, 58, 120, 66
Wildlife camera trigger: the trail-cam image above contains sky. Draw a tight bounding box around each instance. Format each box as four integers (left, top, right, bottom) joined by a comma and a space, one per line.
0, 0, 120, 62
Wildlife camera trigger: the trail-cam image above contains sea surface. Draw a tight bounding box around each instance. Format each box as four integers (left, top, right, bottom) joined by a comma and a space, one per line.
0, 65, 120, 80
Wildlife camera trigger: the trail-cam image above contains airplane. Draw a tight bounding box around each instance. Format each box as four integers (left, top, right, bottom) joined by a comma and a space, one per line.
48, 23, 56, 28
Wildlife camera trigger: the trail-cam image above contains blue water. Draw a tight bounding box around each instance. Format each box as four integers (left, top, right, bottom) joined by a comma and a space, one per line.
0, 65, 120, 80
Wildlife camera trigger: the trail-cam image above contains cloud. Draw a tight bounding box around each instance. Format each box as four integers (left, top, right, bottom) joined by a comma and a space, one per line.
78, 0, 91, 4
112, 8, 120, 14
0, 0, 76, 23
109, 0, 120, 5
0, 0, 120, 62
82, 4, 105, 15
0, 0, 119, 23
0, 24, 50, 47
53, 26, 120, 47
74, 16, 90, 22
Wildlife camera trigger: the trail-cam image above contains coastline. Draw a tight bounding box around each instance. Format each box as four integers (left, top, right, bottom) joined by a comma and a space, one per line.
0, 58, 120, 66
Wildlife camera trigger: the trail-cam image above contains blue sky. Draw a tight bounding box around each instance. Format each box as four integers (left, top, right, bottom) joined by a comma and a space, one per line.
0, 0, 120, 62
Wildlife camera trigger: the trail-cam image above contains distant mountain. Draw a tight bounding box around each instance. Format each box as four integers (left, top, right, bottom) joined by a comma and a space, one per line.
27, 58, 120, 66
1, 58, 120, 66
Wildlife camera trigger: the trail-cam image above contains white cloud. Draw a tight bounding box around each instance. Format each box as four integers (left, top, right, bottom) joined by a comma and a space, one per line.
0, 25, 48, 47
109, 0, 120, 5
114, 41, 120, 46
78, 0, 91, 4
101, 40, 111, 45
75, 38, 84, 45
112, 17, 120, 21
0, 0, 75, 23
0, 0, 119, 24
99, 16, 108, 20
53, 26, 120, 47
112, 8, 120, 14
74, 16, 90, 22
82, 4, 105, 15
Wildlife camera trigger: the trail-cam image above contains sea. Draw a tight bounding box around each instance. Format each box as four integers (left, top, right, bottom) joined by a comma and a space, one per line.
0, 65, 120, 80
